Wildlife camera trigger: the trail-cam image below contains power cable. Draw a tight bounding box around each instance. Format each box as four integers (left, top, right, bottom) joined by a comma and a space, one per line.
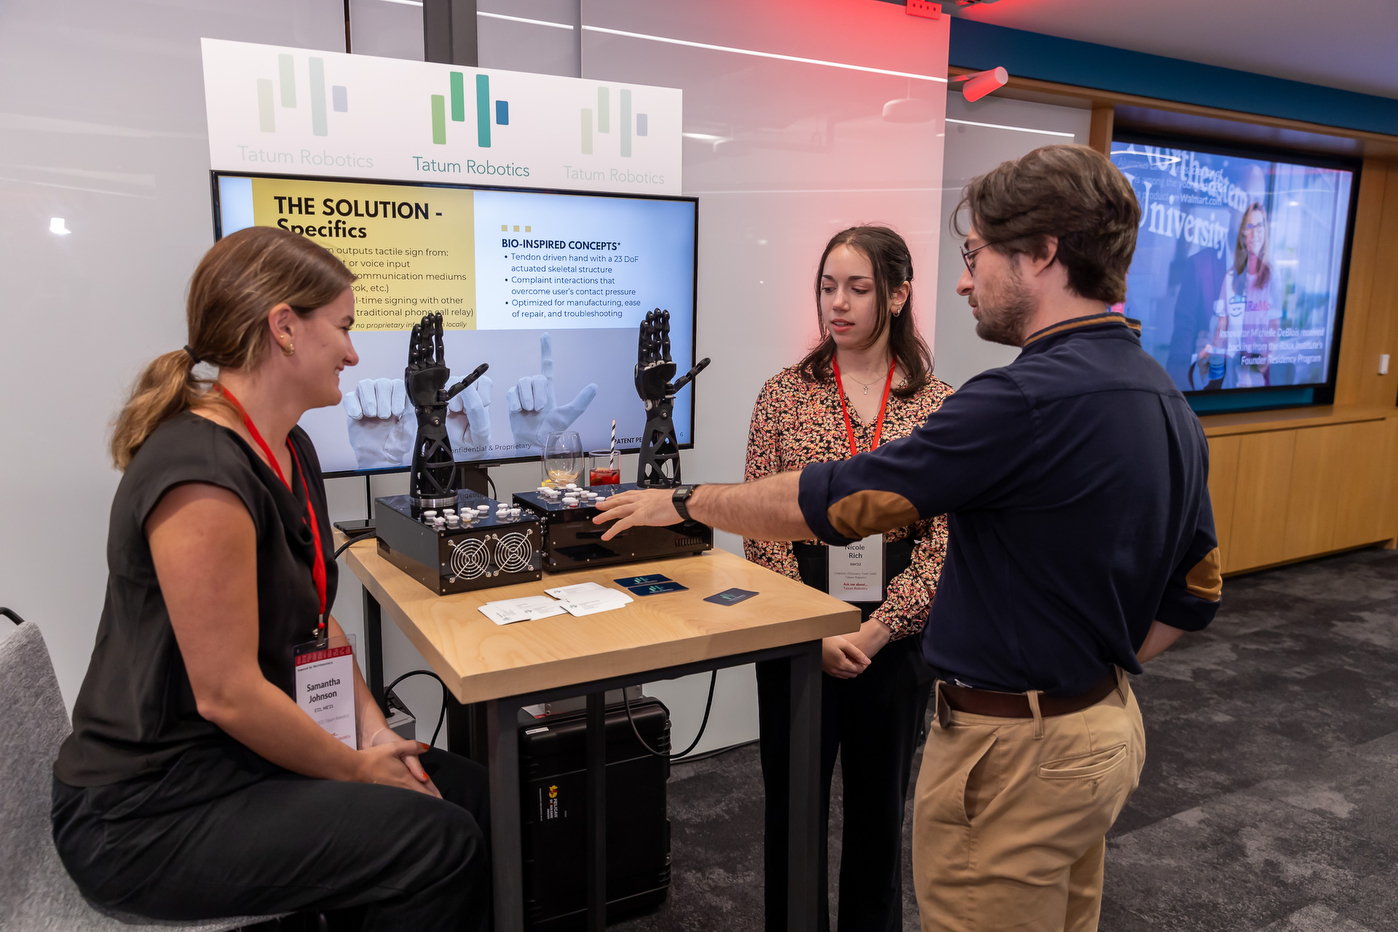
386, 669, 449, 748
624, 670, 717, 761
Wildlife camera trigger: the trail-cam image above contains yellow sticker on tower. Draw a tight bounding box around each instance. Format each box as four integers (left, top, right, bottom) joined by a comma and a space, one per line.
248, 177, 477, 331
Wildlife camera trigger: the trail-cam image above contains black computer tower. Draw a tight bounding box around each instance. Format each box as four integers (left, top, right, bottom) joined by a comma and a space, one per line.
519, 698, 672, 930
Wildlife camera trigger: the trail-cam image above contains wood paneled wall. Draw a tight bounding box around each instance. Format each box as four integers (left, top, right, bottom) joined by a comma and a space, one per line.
1206, 157, 1398, 574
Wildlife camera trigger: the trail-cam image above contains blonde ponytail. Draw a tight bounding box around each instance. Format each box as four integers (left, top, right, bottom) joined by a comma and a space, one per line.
109, 226, 355, 470
110, 351, 206, 470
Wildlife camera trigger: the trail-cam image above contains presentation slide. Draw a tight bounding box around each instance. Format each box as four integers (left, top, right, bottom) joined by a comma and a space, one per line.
1110, 142, 1353, 393
216, 174, 696, 475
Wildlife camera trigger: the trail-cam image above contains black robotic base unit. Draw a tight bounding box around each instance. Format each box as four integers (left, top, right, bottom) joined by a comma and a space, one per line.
512, 483, 712, 572
374, 490, 542, 595
519, 697, 671, 931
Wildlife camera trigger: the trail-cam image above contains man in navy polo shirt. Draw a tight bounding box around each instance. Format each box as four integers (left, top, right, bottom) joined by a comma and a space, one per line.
596, 144, 1220, 932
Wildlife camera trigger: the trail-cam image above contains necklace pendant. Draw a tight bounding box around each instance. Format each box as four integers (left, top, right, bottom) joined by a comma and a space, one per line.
863, 385, 869, 395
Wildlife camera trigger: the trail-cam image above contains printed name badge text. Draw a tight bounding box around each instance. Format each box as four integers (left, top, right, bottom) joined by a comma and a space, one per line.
294, 644, 358, 749
829, 535, 883, 602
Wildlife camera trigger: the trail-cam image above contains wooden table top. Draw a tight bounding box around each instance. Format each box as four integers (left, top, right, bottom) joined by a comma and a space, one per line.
339, 535, 861, 704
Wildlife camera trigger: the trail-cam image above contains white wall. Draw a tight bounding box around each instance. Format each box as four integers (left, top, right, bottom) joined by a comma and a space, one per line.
932, 93, 1094, 388
578, 0, 949, 750
0, 0, 346, 688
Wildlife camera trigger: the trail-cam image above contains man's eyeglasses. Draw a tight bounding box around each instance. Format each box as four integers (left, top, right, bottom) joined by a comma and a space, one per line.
962, 241, 994, 276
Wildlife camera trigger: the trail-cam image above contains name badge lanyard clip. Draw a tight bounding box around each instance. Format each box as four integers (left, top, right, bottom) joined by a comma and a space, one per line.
218, 386, 329, 647
828, 360, 896, 601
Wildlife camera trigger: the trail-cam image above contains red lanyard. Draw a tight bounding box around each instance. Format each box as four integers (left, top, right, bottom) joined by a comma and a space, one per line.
831, 358, 896, 457
217, 387, 328, 631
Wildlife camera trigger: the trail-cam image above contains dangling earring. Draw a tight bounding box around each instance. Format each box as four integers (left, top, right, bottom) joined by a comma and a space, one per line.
282, 341, 295, 357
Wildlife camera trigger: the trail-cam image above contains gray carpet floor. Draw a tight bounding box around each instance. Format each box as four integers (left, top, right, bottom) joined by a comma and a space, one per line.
613, 546, 1398, 931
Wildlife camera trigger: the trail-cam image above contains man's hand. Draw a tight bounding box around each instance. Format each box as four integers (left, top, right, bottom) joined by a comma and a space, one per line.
593, 488, 680, 539
447, 374, 492, 460
823, 636, 870, 679
594, 474, 814, 542
358, 730, 440, 798
344, 378, 414, 468
507, 333, 598, 449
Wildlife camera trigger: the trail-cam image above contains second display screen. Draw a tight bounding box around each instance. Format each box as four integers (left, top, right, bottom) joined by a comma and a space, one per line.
216, 173, 697, 475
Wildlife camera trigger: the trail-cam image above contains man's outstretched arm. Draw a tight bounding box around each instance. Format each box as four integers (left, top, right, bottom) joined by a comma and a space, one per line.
594, 471, 811, 541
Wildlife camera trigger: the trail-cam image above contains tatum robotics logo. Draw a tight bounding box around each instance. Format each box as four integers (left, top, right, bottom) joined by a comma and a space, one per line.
430, 72, 509, 148
580, 86, 648, 158
255, 53, 348, 136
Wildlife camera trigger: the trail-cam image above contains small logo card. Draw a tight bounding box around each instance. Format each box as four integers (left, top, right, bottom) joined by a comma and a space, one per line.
704, 588, 758, 606
628, 580, 688, 596
615, 573, 671, 587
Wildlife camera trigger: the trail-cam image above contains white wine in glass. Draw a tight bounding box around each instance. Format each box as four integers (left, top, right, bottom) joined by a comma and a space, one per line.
543, 430, 583, 486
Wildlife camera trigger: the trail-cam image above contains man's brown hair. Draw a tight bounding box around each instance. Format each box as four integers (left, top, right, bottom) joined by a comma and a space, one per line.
954, 144, 1141, 304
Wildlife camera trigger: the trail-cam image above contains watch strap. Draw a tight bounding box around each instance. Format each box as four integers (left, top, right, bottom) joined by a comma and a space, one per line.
672, 484, 700, 523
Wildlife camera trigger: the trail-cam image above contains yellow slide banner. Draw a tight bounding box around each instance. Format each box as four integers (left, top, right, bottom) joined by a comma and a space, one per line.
249, 177, 476, 330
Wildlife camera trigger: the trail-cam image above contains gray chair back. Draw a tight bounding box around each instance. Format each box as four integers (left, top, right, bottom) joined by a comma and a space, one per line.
0, 615, 276, 931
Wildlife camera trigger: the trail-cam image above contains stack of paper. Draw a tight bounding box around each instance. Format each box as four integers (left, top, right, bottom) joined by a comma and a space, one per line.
545, 582, 634, 617
479, 596, 568, 626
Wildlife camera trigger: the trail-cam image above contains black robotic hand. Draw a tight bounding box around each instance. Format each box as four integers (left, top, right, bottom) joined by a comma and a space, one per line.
633, 309, 709, 488
635, 309, 709, 411
406, 312, 487, 413
405, 313, 488, 506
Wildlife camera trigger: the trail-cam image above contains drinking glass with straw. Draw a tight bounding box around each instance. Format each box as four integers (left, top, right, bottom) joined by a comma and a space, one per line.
588, 419, 621, 486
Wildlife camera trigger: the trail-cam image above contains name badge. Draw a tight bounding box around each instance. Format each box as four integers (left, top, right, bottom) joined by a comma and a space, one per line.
294, 636, 358, 749
829, 535, 883, 601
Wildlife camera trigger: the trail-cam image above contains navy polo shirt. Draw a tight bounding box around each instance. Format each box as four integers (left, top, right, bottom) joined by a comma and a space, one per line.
799, 313, 1221, 696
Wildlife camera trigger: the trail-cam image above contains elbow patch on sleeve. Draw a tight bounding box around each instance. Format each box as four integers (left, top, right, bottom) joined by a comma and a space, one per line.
827, 491, 919, 540
1185, 547, 1222, 603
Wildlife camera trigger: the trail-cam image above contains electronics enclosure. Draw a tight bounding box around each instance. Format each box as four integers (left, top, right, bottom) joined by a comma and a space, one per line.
374, 489, 543, 595
512, 483, 713, 571
519, 696, 670, 930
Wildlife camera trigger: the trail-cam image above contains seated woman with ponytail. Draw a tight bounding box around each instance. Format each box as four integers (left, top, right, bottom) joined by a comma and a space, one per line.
51, 226, 490, 932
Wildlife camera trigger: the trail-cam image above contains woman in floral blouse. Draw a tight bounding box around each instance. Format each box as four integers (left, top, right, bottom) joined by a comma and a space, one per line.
746, 225, 951, 932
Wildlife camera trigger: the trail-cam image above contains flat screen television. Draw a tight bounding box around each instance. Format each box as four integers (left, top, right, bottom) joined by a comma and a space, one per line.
213, 172, 698, 477
1109, 133, 1359, 414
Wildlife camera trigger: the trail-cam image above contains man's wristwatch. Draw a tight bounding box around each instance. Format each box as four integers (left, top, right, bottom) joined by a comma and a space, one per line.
672, 484, 701, 523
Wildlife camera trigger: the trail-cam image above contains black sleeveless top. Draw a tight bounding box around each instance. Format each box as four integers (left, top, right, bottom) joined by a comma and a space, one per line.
53, 411, 338, 787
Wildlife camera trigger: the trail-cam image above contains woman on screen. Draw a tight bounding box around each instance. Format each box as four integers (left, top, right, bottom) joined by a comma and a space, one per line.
51, 227, 489, 932
1200, 202, 1282, 388
745, 226, 950, 932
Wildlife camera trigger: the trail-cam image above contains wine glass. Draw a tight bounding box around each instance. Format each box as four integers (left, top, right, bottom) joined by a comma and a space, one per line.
543, 430, 583, 487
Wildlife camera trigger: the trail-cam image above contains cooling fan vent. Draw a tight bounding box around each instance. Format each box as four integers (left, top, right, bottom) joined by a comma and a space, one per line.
494, 531, 534, 574
449, 537, 491, 581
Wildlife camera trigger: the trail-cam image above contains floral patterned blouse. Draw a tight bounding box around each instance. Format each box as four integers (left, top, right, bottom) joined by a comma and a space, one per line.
743, 364, 953, 641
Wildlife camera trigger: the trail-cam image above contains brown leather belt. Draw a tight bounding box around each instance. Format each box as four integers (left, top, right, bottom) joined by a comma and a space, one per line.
938, 670, 1119, 719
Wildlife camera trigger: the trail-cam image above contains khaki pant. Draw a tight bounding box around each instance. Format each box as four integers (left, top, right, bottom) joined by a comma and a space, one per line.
911, 669, 1145, 932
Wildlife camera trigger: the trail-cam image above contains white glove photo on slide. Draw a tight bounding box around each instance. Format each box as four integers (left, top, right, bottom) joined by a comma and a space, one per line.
447, 374, 493, 460
344, 378, 414, 469
508, 333, 598, 449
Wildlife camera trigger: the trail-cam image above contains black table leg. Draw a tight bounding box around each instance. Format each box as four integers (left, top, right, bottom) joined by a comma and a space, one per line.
787, 640, 822, 931
586, 691, 607, 932
488, 698, 524, 932
362, 589, 387, 715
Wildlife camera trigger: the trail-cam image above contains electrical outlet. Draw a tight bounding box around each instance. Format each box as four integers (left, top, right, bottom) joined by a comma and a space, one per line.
906, 1, 941, 19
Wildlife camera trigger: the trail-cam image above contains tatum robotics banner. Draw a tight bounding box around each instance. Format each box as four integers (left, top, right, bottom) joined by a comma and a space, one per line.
200, 39, 683, 195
